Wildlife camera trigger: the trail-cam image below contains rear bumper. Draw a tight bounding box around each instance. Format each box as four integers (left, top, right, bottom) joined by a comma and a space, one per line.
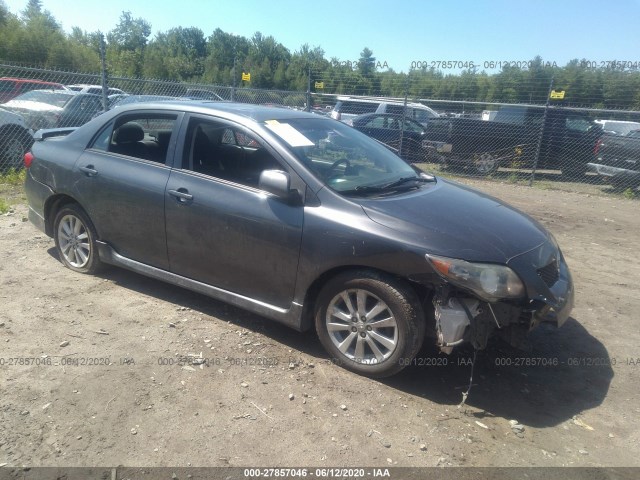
24, 169, 53, 236
587, 162, 640, 180
28, 206, 47, 234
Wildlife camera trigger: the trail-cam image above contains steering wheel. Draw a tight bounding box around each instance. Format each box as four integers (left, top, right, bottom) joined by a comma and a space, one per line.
329, 158, 351, 175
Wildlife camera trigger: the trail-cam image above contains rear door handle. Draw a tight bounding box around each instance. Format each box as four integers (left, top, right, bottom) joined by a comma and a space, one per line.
168, 189, 194, 203
79, 165, 98, 176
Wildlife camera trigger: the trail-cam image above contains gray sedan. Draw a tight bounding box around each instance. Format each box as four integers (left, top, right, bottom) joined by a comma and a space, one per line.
24, 101, 573, 377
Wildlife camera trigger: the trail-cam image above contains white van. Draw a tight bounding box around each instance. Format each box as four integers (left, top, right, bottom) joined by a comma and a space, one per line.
330, 96, 439, 126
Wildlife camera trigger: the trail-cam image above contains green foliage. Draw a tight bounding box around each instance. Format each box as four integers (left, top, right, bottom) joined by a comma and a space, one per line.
0, 2, 639, 107
0, 197, 10, 214
0, 168, 26, 186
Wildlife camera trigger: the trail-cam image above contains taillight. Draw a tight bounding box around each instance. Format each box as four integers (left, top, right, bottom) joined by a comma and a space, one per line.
24, 151, 34, 168
594, 138, 603, 156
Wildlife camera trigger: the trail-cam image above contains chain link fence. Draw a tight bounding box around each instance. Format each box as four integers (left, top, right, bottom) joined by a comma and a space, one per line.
0, 62, 308, 172
1, 60, 639, 197
315, 91, 640, 193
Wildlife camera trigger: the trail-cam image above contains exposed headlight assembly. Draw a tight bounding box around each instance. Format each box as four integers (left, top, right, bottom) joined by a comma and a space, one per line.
426, 254, 525, 302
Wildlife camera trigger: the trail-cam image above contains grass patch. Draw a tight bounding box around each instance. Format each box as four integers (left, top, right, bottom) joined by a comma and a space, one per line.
622, 188, 638, 200
0, 198, 11, 214
0, 168, 26, 186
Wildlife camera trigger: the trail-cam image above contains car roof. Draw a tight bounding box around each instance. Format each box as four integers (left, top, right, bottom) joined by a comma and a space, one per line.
0, 77, 64, 86
335, 96, 433, 109
68, 84, 124, 90
113, 100, 320, 123
25, 89, 98, 97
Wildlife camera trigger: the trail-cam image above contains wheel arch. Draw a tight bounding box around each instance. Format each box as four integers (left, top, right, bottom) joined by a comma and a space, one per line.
44, 194, 83, 237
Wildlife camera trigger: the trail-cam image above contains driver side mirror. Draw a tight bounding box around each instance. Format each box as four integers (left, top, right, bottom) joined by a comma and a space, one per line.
259, 170, 299, 203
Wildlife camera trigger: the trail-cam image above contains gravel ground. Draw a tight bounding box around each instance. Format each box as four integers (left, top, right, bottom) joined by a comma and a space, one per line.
0, 177, 638, 469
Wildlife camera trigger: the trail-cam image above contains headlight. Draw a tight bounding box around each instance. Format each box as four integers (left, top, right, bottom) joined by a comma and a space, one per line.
426, 254, 525, 302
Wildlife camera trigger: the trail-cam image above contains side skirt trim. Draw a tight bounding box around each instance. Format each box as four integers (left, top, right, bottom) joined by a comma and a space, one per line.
96, 241, 304, 331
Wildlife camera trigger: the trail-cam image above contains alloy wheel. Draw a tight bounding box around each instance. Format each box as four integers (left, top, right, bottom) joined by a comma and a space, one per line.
325, 288, 398, 364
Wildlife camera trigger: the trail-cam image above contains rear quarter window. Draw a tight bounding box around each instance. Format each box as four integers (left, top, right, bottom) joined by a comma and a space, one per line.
384, 104, 405, 116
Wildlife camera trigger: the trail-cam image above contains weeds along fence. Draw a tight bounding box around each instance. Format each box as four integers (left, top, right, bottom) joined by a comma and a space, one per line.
1, 60, 639, 196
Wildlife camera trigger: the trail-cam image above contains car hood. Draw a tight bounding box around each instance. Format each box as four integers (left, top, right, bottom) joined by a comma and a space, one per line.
2, 100, 62, 113
358, 178, 549, 263
0, 107, 25, 123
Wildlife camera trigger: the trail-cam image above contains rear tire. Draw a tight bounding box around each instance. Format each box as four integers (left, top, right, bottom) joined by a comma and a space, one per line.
53, 204, 102, 274
473, 153, 498, 175
561, 161, 585, 179
0, 131, 32, 171
314, 270, 425, 378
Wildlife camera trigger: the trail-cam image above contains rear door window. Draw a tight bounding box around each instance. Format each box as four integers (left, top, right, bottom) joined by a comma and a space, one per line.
90, 114, 178, 164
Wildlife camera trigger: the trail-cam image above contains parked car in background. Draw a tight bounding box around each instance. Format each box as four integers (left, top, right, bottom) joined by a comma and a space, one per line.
424, 105, 603, 176
0, 107, 33, 171
2, 90, 103, 130
109, 95, 182, 109
67, 84, 126, 96
350, 113, 429, 163
24, 101, 573, 378
588, 129, 640, 186
594, 119, 640, 136
331, 96, 439, 126
0, 77, 67, 103
482, 110, 498, 121
184, 88, 224, 101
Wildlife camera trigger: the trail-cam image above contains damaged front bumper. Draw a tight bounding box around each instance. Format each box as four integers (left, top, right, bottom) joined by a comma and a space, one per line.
433, 241, 574, 353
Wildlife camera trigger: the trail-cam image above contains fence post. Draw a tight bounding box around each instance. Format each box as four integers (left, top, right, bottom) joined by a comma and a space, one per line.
306, 65, 312, 111
231, 40, 237, 102
398, 73, 409, 158
99, 33, 109, 111
529, 76, 554, 186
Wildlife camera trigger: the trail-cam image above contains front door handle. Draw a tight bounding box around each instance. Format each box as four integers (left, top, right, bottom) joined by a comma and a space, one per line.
168, 188, 194, 203
79, 165, 98, 176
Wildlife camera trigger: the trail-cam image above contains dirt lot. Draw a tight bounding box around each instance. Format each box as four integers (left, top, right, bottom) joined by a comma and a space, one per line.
0, 178, 639, 469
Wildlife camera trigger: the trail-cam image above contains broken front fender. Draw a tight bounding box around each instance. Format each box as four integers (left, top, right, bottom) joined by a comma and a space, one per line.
507, 240, 575, 328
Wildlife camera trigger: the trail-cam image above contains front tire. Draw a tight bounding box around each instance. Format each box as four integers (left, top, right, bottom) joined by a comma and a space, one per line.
53, 204, 102, 274
315, 271, 425, 378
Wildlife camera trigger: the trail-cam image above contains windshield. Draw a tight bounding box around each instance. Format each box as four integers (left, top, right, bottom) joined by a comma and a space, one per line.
13, 90, 73, 107
264, 118, 421, 194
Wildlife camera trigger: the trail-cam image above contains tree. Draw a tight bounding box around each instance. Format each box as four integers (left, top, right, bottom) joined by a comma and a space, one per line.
202, 29, 250, 85
106, 11, 151, 77
107, 11, 151, 52
144, 27, 206, 80
358, 47, 375, 77
21, 0, 59, 31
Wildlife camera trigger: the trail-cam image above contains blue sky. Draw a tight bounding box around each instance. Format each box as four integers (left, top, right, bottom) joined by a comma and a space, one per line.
3, 0, 640, 72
